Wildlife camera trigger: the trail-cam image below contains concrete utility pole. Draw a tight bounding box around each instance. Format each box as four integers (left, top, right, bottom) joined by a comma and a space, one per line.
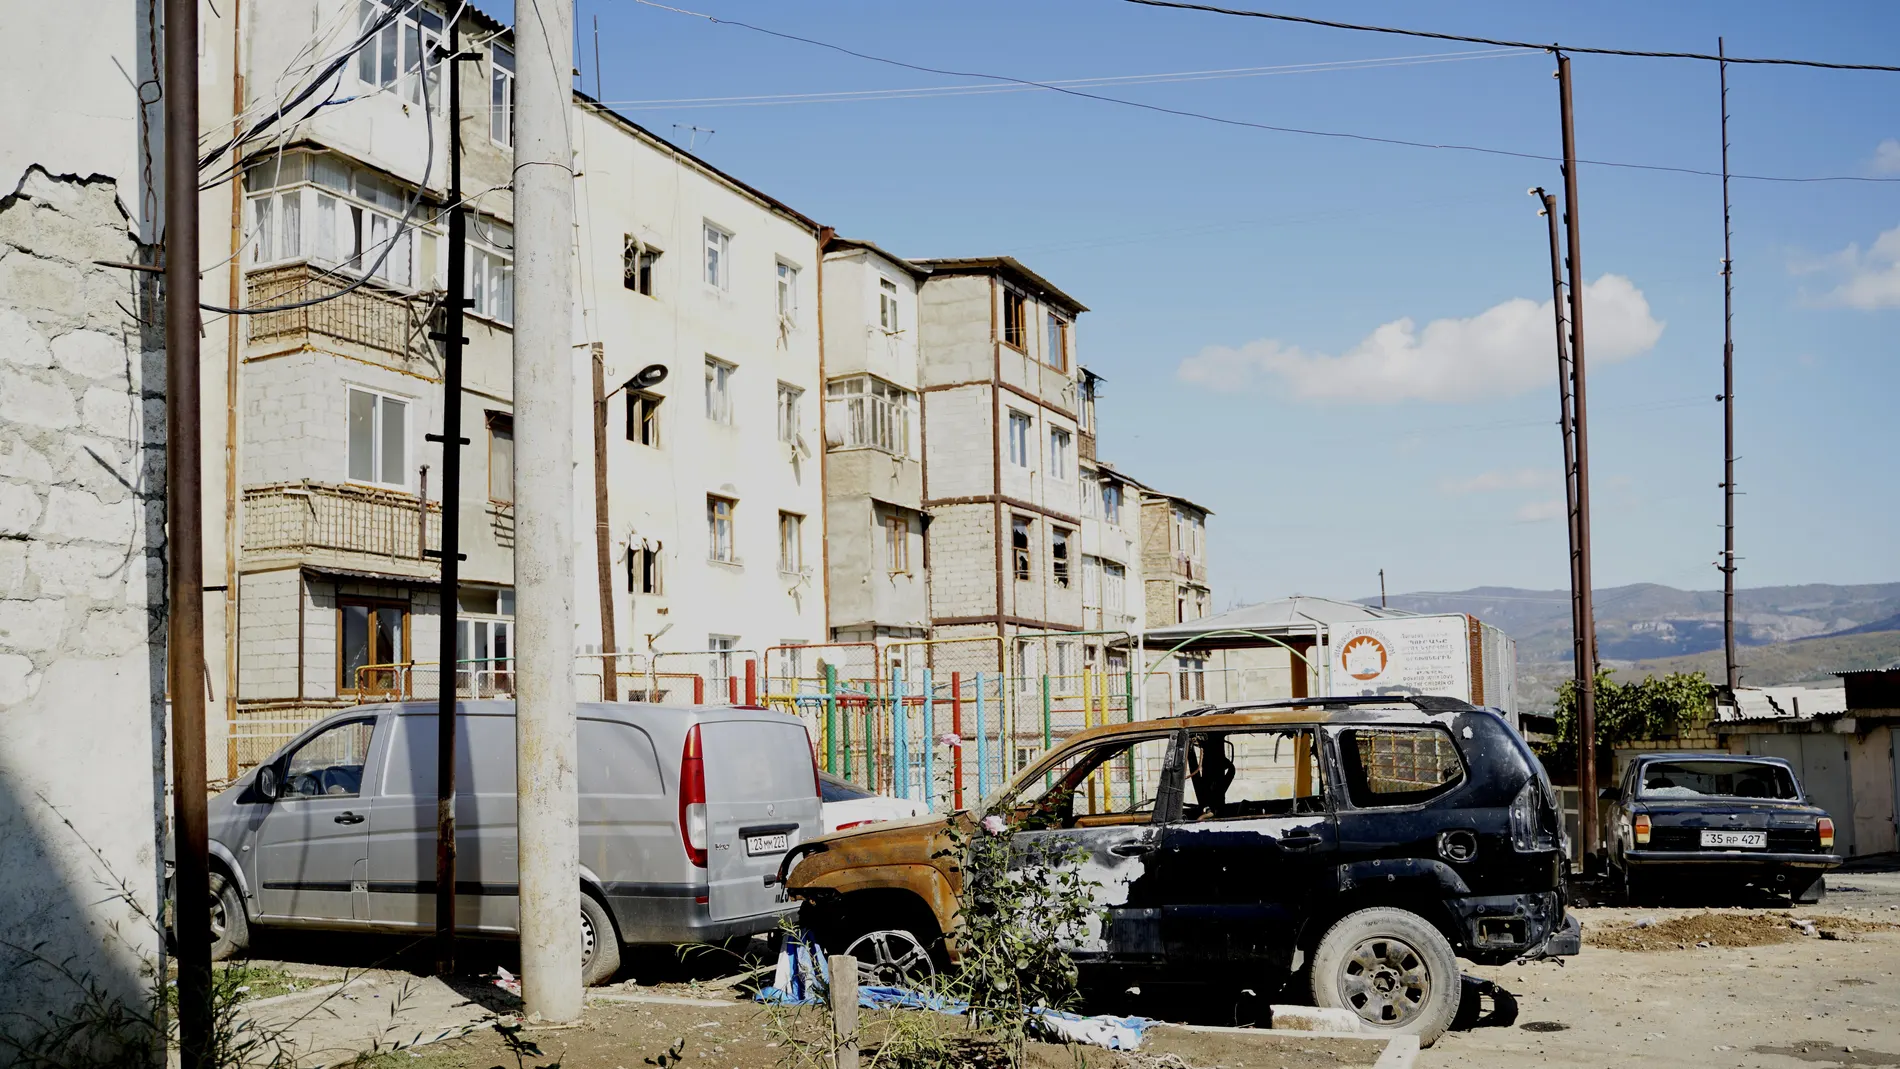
165, 0, 213, 1058
1718, 39, 1740, 693
1556, 53, 1602, 867
513, 0, 583, 1020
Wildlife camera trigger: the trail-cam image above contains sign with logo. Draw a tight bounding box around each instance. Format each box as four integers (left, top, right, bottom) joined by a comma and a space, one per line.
1331, 615, 1474, 701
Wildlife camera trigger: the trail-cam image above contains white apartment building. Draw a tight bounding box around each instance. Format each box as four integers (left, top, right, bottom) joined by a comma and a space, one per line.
1076, 371, 1144, 675
571, 102, 828, 701
819, 238, 930, 652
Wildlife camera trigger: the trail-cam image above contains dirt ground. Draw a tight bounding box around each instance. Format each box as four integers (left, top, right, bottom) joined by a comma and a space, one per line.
1423, 865, 1900, 1068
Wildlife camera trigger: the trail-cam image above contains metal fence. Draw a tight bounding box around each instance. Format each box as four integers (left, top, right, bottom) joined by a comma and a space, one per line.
246, 262, 437, 372
243, 481, 441, 563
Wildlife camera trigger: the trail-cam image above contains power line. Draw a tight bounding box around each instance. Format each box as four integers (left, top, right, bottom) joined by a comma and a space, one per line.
1122, 0, 1900, 73
631, 1, 1900, 184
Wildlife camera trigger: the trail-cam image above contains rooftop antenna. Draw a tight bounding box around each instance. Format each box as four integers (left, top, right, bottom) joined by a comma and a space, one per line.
672, 123, 715, 151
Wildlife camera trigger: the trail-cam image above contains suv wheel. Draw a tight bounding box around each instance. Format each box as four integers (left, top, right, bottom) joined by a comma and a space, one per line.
1309, 907, 1461, 1046
842, 928, 937, 988
579, 894, 621, 987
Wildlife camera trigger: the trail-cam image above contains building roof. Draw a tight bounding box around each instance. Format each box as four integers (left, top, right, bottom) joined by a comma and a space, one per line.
1142, 595, 1415, 644
910, 256, 1088, 315
1718, 685, 1849, 722
1139, 486, 1215, 517
823, 236, 931, 280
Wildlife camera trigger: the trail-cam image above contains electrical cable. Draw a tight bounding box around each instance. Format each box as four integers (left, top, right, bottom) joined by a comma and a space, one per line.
1121, 0, 1900, 73
630, 1, 1900, 184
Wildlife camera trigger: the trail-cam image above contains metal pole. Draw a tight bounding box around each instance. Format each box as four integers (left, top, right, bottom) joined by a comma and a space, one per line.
513, 0, 582, 1019
824, 663, 838, 773
164, 0, 212, 1056
921, 668, 934, 810
975, 672, 988, 801
1534, 187, 1585, 762
1378, 568, 1386, 609
430, 18, 474, 978
950, 671, 963, 809
1556, 52, 1601, 867
1719, 38, 1739, 693
591, 343, 617, 700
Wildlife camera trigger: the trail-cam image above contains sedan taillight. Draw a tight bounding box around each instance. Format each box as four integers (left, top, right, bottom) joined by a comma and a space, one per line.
1633, 814, 1651, 845
1818, 817, 1835, 850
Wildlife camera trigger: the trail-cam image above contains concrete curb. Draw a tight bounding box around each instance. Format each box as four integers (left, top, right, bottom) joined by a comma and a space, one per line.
1155, 1022, 1418, 1068
588, 990, 751, 1009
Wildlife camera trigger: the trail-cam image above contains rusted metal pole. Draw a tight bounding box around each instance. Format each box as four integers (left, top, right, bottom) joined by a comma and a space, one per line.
591, 343, 618, 700
1556, 53, 1601, 866
431, 15, 470, 978
1718, 38, 1739, 693
164, 0, 213, 1058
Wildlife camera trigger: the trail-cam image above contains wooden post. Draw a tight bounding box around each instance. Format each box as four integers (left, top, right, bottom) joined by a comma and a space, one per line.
828, 954, 859, 1069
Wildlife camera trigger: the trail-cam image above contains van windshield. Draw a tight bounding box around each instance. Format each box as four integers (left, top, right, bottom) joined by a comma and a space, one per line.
1638, 760, 1798, 800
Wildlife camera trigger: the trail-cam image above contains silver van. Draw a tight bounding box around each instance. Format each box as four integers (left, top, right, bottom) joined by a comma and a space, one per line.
196, 700, 821, 984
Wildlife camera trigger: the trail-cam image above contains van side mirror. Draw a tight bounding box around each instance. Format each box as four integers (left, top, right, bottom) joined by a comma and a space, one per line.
1598, 786, 1622, 803
255, 764, 282, 802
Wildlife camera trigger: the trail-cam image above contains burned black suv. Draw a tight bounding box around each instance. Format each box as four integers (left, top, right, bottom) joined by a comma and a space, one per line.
786, 696, 1577, 1046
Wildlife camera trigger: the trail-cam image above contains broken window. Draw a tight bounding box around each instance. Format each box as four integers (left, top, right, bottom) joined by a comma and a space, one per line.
486, 411, 513, 504
707, 495, 736, 562
1012, 515, 1032, 581
777, 382, 803, 445
1051, 526, 1071, 587
1002, 287, 1027, 349
339, 598, 407, 694
778, 511, 804, 573
1184, 728, 1325, 820
777, 261, 799, 323
1337, 728, 1466, 807
626, 390, 663, 447
627, 542, 663, 595
622, 235, 660, 295
1002, 733, 1173, 828
705, 358, 735, 424
1045, 311, 1069, 371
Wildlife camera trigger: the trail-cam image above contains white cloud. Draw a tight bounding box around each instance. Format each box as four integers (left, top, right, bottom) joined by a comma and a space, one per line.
1441, 467, 1558, 495
1801, 223, 1900, 309
1177, 275, 1664, 403
1875, 139, 1900, 175
1514, 499, 1566, 523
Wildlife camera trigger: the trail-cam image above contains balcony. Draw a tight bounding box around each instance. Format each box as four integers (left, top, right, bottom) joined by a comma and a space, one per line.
245, 263, 440, 378
243, 481, 441, 578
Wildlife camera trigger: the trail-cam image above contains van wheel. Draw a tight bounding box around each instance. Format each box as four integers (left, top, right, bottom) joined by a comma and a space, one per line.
209, 870, 249, 962
579, 894, 621, 987
1309, 908, 1461, 1047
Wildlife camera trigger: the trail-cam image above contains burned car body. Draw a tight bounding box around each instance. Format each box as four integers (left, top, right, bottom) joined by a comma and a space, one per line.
1602, 752, 1840, 903
782, 696, 1575, 1044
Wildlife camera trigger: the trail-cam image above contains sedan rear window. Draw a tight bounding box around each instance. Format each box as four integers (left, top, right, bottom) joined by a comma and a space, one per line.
1337, 727, 1465, 807
1639, 760, 1797, 800
820, 773, 874, 803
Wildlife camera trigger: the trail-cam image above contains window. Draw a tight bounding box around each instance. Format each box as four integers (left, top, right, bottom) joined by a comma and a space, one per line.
468, 218, 514, 323
778, 511, 804, 573
1177, 655, 1205, 700
626, 391, 663, 447
1051, 526, 1071, 587
486, 412, 513, 504
1011, 515, 1032, 581
703, 222, 730, 289
1048, 427, 1072, 479
248, 191, 302, 264
1338, 728, 1466, 807
1082, 555, 1102, 609
357, 0, 443, 107
1176, 588, 1188, 624
708, 635, 737, 696
339, 598, 407, 694
1007, 411, 1032, 469
1080, 472, 1099, 519
1172, 507, 1187, 551
1001, 287, 1027, 349
622, 235, 660, 296
1002, 734, 1173, 828
489, 43, 515, 146
704, 358, 735, 424
1102, 561, 1126, 615
777, 261, 799, 323
707, 496, 736, 563
347, 387, 409, 487
775, 642, 807, 686
777, 382, 803, 445
1014, 746, 1041, 773
826, 375, 912, 456
281, 718, 377, 798
456, 597, 514, 696
1014, 639, 1039, 692
1184, 728, 1325, 820
883, 512, 910, 574
245, 153, 419, 287
1045, 312, 1069, 370
1101, 481, 1123, 525
628, 542, 664, 595
878, 278, 901, 331
1078, 373, 1094, 433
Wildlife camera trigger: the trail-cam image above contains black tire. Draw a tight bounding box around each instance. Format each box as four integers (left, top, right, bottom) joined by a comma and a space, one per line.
209, 870, 249, 962
579, 894, 621, 987
1309, 907, 1461, 1047
1791, 873, 1827, 905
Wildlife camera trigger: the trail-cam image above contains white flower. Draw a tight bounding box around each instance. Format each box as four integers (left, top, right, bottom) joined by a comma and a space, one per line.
981, 814, 1007, 835
938, 732, 961, 748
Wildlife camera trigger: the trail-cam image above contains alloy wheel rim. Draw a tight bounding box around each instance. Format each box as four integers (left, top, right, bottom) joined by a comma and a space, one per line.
845, 929, 934, 987
1338, 936, 1431, 1026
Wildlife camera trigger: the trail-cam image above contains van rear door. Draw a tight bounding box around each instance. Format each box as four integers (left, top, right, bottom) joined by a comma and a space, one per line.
698, 717, 821, 923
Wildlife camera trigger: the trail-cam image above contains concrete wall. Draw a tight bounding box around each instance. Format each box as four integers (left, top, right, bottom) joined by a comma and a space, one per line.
0, 167, 166, 1037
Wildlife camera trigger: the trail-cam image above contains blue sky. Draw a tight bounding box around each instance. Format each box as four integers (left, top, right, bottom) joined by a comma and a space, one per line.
531, 0, 1898, 605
